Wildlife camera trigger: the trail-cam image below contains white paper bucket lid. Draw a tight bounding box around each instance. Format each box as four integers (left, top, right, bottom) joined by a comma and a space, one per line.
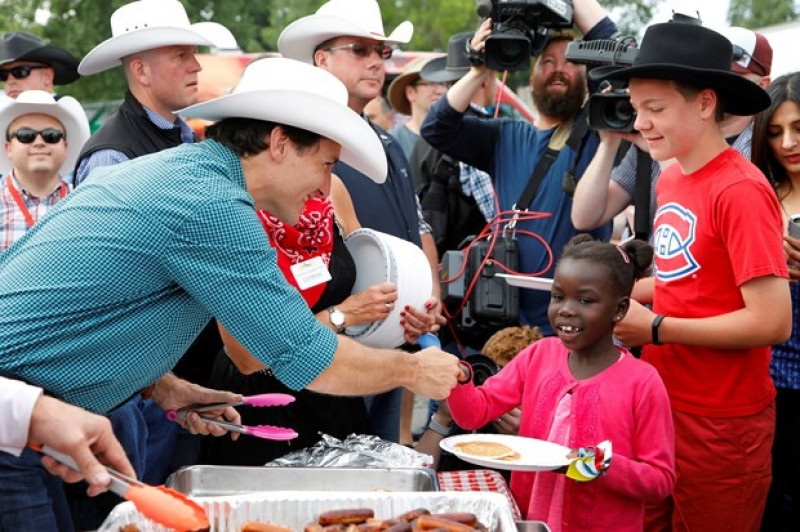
344, 228, 432, 348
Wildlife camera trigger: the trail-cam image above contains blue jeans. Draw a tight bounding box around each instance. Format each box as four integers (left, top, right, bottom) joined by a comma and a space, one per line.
0, 447, 74, 532
364, 387, 403, 442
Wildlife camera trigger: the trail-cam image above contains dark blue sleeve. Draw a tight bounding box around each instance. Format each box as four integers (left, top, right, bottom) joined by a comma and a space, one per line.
420, 96, 503, 174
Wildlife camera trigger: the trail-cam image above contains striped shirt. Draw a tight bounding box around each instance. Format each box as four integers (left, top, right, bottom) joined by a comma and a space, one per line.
0, 172, 71, 251
0, 141, 337, 413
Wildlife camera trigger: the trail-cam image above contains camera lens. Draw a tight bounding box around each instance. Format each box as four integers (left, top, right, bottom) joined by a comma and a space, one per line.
485, 32, 531, 71
603, 98, 634, 129
464, 354, 500, 386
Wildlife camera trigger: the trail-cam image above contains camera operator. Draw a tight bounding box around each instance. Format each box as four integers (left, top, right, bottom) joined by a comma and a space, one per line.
571, 27, 773, 237
421, 0, 616, 336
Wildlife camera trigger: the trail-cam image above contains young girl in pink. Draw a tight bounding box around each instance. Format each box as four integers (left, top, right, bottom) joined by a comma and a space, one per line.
447, 235, 675, 531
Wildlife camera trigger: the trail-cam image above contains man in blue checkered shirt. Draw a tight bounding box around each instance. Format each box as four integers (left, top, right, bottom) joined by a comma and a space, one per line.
0, 58, 462, 532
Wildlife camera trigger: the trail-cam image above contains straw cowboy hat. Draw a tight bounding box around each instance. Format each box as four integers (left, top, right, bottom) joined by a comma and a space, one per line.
0, 32, 80, 85
0, 90, 91, 175
420, 32, 474, 84
387, 56, 439, 115
78, 0, 214, 76
177, 58, 387, 183
278, 0, 413, 64
591, 22, 770, 116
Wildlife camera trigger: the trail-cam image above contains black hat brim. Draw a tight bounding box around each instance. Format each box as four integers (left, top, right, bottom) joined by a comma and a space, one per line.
590, 63, 770, 117
3, 46, 80, 85
420, 56, 468, 83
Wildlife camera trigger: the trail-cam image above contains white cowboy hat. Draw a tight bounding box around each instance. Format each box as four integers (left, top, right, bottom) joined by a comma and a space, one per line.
278, 0, 413, 64
78, 0, 214, 76
0, 90, 91, 176
177, 57, 387, 183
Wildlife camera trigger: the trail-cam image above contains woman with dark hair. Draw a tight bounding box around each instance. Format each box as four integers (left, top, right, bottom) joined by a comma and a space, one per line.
752, 71, 800, 530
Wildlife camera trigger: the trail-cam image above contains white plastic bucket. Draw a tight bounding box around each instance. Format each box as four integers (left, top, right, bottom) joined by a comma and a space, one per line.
343, 228, 432, 348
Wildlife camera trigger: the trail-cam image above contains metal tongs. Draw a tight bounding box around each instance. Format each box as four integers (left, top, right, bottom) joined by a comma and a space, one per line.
165, 392, 298, 441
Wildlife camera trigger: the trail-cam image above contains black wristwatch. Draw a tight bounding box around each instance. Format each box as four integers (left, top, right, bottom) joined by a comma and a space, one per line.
465, 38, 485, 67
652, 314, 666, 345
327, 306, 346, 334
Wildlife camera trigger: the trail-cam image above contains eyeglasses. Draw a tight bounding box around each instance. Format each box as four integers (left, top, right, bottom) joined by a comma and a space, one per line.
413, 81, 452, 89
323, 42, 393, 60
0, 65, 47, 82
6, 128, 65, 144
731, 45, 767, 76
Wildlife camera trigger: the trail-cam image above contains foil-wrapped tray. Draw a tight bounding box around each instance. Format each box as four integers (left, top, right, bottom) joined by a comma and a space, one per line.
166, 466, 438, 496
99, 490, 517, 532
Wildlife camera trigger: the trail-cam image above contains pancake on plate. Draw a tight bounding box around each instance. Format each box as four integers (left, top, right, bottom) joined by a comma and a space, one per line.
453, 441, 519, 460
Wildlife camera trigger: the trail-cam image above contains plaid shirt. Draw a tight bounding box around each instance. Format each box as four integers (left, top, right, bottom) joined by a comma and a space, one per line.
0, 172, 71, 251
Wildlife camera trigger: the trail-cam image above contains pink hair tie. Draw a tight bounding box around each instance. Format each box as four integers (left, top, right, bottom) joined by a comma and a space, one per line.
616, 246, 631, 264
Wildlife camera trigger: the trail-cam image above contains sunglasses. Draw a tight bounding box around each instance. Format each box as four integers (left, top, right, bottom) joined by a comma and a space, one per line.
7, 128, 66, 144
0, 65, 47, 82
323, 42, 393, 60
731, 45, 767, 75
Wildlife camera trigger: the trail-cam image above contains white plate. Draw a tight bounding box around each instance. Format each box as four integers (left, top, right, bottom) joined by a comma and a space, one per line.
440, 434, 571, 472
496, 274, 553, 291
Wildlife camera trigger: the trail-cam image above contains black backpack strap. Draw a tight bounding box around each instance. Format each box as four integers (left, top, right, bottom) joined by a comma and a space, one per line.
634, 147, 652, 241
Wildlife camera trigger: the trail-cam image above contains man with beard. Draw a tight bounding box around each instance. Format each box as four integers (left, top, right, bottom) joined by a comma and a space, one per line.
421, 0, 614, 335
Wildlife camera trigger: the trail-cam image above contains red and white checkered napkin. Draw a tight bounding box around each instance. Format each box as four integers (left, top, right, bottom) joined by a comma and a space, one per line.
437, 469, 522, 520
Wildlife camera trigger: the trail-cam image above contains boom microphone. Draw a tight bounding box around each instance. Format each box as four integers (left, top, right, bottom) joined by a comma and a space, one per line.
476, 0, 493, 18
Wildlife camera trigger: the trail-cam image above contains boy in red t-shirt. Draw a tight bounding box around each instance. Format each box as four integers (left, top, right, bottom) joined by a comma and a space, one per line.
595, 22, 791, 531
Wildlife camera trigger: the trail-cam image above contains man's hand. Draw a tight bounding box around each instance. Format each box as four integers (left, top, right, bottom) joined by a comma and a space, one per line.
149, 373, 242, 439
28, 395, 135, 497
406, 348, 461, 399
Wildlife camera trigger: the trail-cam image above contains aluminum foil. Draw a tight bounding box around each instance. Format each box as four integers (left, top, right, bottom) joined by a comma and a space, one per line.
99, 490, 517, 532
264, 433, 433, 468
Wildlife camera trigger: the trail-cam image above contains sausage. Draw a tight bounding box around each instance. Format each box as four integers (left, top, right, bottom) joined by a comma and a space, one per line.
241, 522, 294, 532
414, 514, 476, 532
318, 508, 375, 526
395, 508, 432, 522
384, 521, 413, 532
431, 513, 478, 527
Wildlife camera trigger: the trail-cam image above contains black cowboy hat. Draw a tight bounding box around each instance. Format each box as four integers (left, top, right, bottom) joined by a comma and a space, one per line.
590, 22, 770, 116
420, 32, 473, 83
0, 32, 80, 85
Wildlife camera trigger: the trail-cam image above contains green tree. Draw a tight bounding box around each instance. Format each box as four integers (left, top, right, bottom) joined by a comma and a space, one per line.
728, 0, 798, 27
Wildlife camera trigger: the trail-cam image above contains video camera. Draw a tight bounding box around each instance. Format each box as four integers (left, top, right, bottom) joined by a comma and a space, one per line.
476, 0, 574, 71
565, 11, 703, 132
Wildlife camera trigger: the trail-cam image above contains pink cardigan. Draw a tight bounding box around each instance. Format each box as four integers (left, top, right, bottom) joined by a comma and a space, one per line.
448, 338, 675, 531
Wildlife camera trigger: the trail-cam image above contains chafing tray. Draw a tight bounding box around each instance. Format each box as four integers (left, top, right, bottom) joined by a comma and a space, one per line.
166, 466, 439, 496
100, 490, 517, 532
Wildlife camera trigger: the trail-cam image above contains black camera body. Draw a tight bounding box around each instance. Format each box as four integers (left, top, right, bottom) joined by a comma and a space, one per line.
441, 236, 520, 335
477, 0, 573, 71
565, 38, 638, 131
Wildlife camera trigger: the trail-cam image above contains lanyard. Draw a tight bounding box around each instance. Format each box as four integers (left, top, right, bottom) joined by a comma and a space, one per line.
6, 178, 67, 229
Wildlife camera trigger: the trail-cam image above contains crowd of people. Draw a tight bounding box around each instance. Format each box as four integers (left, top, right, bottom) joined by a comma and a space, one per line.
1, 0, 799, 531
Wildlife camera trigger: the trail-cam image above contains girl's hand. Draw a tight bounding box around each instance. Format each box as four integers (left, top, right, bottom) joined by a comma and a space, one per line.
337, 282, 398, 326
784, 234, 800, 282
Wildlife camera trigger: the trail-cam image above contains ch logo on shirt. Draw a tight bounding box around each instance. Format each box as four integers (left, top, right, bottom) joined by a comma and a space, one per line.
652, 202, 699, 281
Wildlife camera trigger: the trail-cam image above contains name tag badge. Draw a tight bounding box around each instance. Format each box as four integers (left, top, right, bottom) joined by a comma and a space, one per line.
290, 256, 332, 290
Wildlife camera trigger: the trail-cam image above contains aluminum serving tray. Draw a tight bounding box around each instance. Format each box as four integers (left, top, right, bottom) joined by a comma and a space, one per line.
166, 466, 439, 496
100, 490, 517, 532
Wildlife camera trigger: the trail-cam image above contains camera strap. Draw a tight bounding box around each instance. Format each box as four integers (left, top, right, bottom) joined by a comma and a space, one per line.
634, 147, 652, 241
514, 105, 590, 212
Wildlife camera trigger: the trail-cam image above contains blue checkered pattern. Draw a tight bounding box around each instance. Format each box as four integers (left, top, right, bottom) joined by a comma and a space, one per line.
0, 141, 337, 413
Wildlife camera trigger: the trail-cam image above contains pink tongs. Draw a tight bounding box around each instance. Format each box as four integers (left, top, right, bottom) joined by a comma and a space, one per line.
166, 393, 298, 441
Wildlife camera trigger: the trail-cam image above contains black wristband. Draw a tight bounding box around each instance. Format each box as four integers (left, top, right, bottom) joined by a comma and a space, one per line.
652, 314, 666, 345
465, 39, 485, 67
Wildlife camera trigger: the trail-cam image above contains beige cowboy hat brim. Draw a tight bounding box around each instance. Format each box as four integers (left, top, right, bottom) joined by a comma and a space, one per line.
177, 58, 387, 183
78, 25, 213, 76
0, 90, 91, 176
278, 14, 413, 64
